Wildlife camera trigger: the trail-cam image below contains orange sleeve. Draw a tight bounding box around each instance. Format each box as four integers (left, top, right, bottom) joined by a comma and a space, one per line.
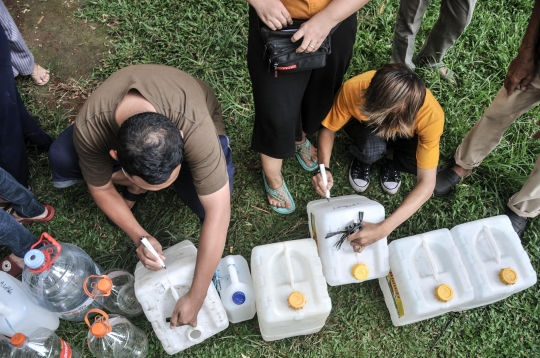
321, 84, 354, 131
415, 92, 445, 170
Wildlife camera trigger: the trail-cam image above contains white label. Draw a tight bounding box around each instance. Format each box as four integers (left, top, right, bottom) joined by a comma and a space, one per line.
61, 295, 95, 319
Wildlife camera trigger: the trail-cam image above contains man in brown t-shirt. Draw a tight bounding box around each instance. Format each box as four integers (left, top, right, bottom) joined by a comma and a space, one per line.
49, 64, 234, 328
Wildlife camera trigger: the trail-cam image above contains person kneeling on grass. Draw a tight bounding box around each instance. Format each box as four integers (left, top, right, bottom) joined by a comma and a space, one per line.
48, 64, 235, 328
312, 63, 444, 252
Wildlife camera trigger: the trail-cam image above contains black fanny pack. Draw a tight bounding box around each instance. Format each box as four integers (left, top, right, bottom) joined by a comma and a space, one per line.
260, 20, 340, 77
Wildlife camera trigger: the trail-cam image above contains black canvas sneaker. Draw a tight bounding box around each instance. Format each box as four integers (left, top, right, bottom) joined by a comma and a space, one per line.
380, 159, 402, 195
349, 157, 371, 192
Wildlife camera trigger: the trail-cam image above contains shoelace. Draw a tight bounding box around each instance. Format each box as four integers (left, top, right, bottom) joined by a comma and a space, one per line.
351, 161, 369, 179
382, 165, 400, 182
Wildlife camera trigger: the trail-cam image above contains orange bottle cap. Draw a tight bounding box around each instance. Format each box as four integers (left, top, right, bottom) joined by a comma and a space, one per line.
97, 278, 113, 293
90, 322, 109, 338
288, 291, 306, 310
499, 268, 518, 285
10, 333, 26, 347
434, 284, 454, 302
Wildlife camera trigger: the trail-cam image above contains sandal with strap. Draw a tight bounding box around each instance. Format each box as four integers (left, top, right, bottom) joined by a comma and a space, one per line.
1, 255, 24, 277
295, 138, 318, 171
262, 172, 296, 215
7, 204, 55, 225
106, 187, 147, 227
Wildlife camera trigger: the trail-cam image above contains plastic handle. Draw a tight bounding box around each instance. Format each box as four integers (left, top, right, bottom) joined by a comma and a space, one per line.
283, 243, 296, 290
83, 275, 111, 298
483, 226, 501, 266
226, 257, 240, 285
0, 300, 12, 316
84, 308, 109, 329
421, 238, 439, 282
27, 232, 63, 273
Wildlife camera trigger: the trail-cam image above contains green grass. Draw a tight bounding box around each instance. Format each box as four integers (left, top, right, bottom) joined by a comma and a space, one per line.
5, 0, 540, 356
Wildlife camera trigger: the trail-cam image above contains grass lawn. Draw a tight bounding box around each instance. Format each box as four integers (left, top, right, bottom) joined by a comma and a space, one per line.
5, 0, 539, 356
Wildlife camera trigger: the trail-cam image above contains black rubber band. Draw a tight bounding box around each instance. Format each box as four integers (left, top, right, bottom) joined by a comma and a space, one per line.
313, 166, 331, 177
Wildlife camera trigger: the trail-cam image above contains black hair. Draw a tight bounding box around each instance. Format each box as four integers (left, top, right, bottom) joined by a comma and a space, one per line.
116, 112, 184, 185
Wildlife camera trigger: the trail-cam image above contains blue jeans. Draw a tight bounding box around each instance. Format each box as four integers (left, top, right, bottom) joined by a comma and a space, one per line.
0, 167, 43, 257
49, 125, 235, 221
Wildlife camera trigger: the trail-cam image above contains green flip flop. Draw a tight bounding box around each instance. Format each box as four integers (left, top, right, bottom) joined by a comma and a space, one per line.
262, 172, 296, 215
295, 138, 318, 171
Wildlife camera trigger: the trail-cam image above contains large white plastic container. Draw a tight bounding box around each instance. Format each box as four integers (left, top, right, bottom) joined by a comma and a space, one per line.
379, 229, 474, 326
450, 215, 538, 311
307, 195, 389, 286
0, 271, 59, 337
214, 255, 256, 323
251, 239, 332, 341
134, 240, 229, 355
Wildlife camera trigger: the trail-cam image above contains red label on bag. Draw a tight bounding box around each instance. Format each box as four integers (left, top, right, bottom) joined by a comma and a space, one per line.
60, 339, 72, 358
277, 64, 297, 70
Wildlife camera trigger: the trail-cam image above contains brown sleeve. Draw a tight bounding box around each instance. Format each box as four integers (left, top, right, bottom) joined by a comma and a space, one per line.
194, 77, 226, 136
73, 121, 115, 187
182, 118, 228, 196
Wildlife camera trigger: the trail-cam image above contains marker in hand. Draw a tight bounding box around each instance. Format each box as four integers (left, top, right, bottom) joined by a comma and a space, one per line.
319, 164, 330, 202
140, 236, 166, 269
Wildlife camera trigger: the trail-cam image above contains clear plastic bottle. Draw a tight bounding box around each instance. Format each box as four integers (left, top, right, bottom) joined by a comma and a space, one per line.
22, 233, 102, 322
1, 327, 82, 357
85, 309, 148, 358
84, 269, 143, 318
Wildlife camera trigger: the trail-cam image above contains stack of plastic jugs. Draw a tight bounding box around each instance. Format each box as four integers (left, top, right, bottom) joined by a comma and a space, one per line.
0, 327, 82, 357
22, 233, 102, 321
84, 269, 143, 318
85, 309, 148, 358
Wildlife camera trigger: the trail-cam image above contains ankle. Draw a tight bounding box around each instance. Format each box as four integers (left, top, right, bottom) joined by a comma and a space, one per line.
451, 164, 471, 178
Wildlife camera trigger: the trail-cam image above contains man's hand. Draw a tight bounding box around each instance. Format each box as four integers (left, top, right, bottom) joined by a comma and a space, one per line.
312, 171, 334, 197
169, 292, 203, 328
249, 0, 292, 30
504, 54, 536, 96
347, 222, 389, 253
136, 235, 166, 270
292, 16, 334, 53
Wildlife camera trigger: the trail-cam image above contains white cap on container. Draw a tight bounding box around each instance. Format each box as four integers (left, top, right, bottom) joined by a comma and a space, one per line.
24, 249, 45, 269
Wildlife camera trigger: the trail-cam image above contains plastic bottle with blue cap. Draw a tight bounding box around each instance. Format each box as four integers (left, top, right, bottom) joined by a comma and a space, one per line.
214, 255, 256, 323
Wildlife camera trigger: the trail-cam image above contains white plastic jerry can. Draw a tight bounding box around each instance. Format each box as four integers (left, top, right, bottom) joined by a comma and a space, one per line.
450, 215, 537, 311
0, 271, 59, 337
251, 239, 332, 341
379, 229, 474, 326
134, 240, 229, 355
214, 255, 256, 323
307, 195, 389, 286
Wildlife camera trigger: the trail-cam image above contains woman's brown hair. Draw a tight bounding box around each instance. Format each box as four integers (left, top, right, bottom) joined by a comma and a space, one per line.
360, 63, 426, 140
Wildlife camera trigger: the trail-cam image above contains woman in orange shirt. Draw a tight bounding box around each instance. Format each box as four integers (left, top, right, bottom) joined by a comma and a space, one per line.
313, 63, 445, 250
247, 0, 369, 214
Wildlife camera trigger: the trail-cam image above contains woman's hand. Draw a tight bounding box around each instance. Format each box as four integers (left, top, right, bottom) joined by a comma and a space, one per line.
169, 292, 204, 328
249, 0, 292, 30
347, 222, 389, 253
291, 15, 335, 53
312, 171, 334, 197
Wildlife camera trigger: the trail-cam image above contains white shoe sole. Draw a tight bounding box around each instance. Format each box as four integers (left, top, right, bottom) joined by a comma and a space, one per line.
349, 171, 369, 193
380, 179, 401, 195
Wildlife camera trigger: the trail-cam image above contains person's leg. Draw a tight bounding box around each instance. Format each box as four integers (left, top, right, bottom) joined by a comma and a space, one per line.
0, 209, 38, 271
0, 167, 44, 218
414, 0, 477, 68
507, 155, 540, 217
247, 5, 308, 210
49, 125, 87, 188
0, 1, 34, 77
344, 120, 387, 192
390, 0, 431, 69
173, 135, 235, 222
0, 25, 29, 187
17, 89, 52, 151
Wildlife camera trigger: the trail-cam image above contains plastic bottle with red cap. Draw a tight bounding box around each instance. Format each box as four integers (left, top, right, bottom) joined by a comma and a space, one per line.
83, 269, 143, 318
22, 233, 102, 322
85, 308, 148, 358
0, 327, 82, 357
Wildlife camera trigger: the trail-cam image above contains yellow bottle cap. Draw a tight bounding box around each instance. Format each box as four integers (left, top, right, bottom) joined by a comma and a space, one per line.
499, 268, 518, 285
288, 291, 306, 310
351, 263, 370, 281
434, 284, 454, 302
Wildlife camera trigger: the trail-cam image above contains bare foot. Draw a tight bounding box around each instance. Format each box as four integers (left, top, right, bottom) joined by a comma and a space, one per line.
451, 164, 471, 178
295, 138, 318, 167
9, 254, 25, 270
30, 63, 50, 85
265, 174, 292, 209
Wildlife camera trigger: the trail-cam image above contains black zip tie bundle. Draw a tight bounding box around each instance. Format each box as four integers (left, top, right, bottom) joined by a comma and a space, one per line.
325, 212, 364, 250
